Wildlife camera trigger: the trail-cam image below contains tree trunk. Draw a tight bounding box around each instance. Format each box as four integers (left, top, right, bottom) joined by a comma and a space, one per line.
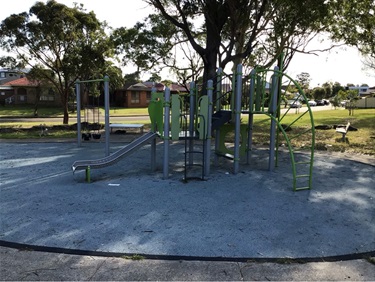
61, 91, 69, 124
34, 87, 41, 117
202, 54, 218, 98
63, 106, 69, 124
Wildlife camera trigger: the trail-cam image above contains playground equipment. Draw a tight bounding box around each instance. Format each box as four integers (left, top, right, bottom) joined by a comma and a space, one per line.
79, 80, 104, 140
72, 65, 315, 191
72, 132, 158, 182
149, 64, 315, 191
208, 64, 315, 191
147, 81, 213, 181
72, 76, 158, 182
75, 76, 110, 156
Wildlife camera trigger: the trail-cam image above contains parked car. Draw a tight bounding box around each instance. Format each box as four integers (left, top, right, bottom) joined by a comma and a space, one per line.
308, 100, 317, 106
288, 100, 302, 108
315, 100, 325, 106
322, 99, 330, 105
340, 100, 347, 107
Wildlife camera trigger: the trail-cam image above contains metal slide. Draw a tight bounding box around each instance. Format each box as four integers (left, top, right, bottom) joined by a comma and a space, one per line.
72, 132, 157, 173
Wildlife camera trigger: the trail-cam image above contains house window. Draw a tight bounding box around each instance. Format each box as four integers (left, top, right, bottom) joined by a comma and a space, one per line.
17, 88, 27, 102
146, 92, 151, 103
40, 88, 55, 101
18, 95, 27, 102
131, 91, 140, 104
40, 96, 55, 101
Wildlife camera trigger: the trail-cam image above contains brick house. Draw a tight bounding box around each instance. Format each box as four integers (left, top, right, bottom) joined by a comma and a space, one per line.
114, 81, 188, 108
0, 69, 59, 106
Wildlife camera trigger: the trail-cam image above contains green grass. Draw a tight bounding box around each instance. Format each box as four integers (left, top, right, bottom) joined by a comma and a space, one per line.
0, 105, 149, 118
1, 106, 374, 155
0, 105, 65, 117
108, 107, 149, 116
0, 127, 76, 139
252, 109, 375, 155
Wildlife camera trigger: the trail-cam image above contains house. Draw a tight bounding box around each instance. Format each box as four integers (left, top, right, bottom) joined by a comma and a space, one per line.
0, 68, 24, 82
348, 85, 375, 97
114, 81, 189, 108
0, 69, 59, 106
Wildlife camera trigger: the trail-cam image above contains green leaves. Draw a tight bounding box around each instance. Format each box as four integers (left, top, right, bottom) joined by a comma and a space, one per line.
0, 0, 115, 124
329, 0, 375, 57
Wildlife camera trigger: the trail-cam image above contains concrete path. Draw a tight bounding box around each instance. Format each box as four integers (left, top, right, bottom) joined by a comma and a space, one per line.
1, 246, 374, 281
0, 139, 374, 280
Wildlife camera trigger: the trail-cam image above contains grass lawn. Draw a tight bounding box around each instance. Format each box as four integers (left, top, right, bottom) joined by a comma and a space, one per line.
245, 108, 375, 155
1, 105, 374, 155
0, 105, 149, 117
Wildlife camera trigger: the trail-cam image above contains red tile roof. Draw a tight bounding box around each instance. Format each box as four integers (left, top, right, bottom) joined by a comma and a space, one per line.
3, 77, 39, 87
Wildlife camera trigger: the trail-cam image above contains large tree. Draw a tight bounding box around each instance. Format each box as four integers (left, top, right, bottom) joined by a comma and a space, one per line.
329, 0, 375, 71
112, 13, 204, 88
0, 0, 113, 124
111, 14, 177, 75
249, 0, 329, 71
144, 0, 331, 84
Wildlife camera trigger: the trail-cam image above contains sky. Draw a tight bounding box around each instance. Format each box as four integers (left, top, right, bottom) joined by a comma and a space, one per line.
1, 0, 374, 87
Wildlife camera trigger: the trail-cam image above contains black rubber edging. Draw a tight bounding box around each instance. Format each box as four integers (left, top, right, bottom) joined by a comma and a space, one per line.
1, 240, 374, 263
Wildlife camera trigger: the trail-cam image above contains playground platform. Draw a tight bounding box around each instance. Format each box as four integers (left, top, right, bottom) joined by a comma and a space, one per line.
0, 139, 374, 261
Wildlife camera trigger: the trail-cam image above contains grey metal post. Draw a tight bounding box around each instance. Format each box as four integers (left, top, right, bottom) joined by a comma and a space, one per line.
214, 68, 222, 166
247, 69, 256, 164
163, 87, 171, 179
151, 87, 156, 171
76, 81, 81, 147
233, 64, 242, 174
205, 80, 213, 176
215, 68, 222, 111
268, 66, 279, 171
188, 81, 195, 166
104, 76, 110, 157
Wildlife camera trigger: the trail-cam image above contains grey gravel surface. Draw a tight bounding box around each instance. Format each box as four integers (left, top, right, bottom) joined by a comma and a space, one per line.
0, 139, 374, 260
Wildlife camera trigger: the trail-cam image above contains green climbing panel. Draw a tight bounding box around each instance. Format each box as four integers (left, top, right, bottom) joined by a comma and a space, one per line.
197, 96, 209, 140
216, 124, 248, 157
171, 94, 183, 140
148, 92, 164, 136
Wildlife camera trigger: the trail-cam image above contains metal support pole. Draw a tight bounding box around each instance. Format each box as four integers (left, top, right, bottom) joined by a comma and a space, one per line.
234, 64, 242, 174
214, 68, 222, 167
247, 69, 256, 164
268, 66, 279, 171
188, 81, 195, 166
205, 80, 213, 176
104, 76, 110, 157
151, 87, 157, 171
85, 166, 91, 183
215, 68, 222, 111
163, 87, 171, 179
76, 81, 81, 147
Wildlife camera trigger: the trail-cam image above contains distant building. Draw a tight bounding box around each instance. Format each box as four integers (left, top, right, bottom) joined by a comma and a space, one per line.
0, 68, 24, 82
114, 81, 188, 108
0, 69, 59, 106
348, 85, 375, 97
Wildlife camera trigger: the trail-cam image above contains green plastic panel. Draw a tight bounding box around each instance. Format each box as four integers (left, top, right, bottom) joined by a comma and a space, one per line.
197, 96, 209, 139
171, 94, 183, 140
148, 92, 164, 136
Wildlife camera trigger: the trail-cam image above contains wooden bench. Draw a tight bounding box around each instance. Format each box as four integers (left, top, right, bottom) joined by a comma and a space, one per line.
109, 123, 144, 134
336, 122, 350, 142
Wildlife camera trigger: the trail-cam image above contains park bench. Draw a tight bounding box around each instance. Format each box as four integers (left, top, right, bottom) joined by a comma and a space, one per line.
336, 122, 350, 142
109, 123, 144, 134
